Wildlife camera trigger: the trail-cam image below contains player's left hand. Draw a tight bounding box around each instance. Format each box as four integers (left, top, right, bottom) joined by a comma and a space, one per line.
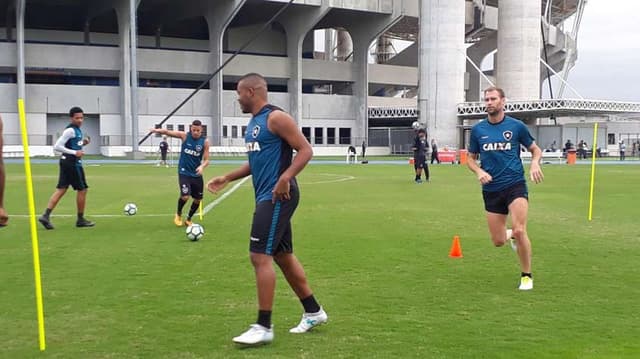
83, 136, 91, 145
530, 163, 544, 184
272, 177, 291, 203
0, 207, 8, 227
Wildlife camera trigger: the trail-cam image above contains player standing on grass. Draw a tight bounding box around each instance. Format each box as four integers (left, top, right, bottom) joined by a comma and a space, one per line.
467, 87, 544, 291
38, 107, 94, 229
150, 120, 209, 227
207, 73, 327, 346
0, 114, 8, 227
412, 128, 430, 183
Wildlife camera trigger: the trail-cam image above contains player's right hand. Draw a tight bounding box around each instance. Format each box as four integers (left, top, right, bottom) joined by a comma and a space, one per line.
75, 150, 85, 158
0, 207, 8, 227
477, 170, 492, 185
207, 176, 228, 194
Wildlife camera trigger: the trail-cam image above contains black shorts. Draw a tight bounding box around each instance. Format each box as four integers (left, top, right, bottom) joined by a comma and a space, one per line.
57, 158, 88, 191
482, 182, 528, 215
250, 186, 299, 256
160, 151, 167, 160
178, 175, 203, 200
414, 156, 427, 170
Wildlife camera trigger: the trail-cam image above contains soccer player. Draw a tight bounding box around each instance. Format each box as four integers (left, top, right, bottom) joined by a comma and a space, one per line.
0, 114, 7, 227
467, 87, 543, 291
207, 73, 327, 345
158, 135, 169, 167
38, 107, 94, 229
412, 128, 430, 183
150, 120, 209, 227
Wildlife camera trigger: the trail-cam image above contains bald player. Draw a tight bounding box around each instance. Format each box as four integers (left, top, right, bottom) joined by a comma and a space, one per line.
207, 73, 327, 345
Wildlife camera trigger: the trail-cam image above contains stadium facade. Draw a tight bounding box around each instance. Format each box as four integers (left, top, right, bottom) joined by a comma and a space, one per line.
1, 0, 639, 157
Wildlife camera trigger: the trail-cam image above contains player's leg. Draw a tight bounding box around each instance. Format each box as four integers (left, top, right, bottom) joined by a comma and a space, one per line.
175, 176, 190, 226
233, 201, 279, 345
423, 158, 430, 181
39, 163, 73, 230
508, 196, 533, 290
74, 167, 94, 227
185, 177, 204, 225
486, 212, 509, 247
414, 162, 422, 183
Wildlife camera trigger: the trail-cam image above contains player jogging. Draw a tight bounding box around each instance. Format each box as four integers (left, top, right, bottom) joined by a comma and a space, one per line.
467, 87, 544, 291
150, 120, 210, 227
207, 73, 327, 346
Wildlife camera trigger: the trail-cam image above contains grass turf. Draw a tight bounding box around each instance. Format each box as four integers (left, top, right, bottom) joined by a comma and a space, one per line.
1, 162, 639, 358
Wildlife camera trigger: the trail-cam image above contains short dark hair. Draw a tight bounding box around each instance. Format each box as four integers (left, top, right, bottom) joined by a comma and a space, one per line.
418, 128, 426, 134
191, 120, 202, 126
69, 107, 83, 117
484, 87, 506, 98
239, 72, 265, 83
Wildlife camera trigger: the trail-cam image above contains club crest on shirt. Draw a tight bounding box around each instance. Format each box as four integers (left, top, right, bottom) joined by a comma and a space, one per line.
252, 125, 260, 138
503, 131, 513, 141
195, 145, 202, 152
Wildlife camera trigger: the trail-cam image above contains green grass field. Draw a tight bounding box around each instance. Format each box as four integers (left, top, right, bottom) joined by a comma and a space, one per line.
1, 161, 639, 358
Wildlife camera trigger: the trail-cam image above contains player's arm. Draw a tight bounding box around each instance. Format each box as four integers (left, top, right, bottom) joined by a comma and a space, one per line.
268, 110, 313, 202
0, 115, 7, 226
54, 128, 83, 157
527, 142, 544, 184
150, 128, 186, 141
466, 129, 492, 185
207, 162, 250, 194
196, 139, 210, 175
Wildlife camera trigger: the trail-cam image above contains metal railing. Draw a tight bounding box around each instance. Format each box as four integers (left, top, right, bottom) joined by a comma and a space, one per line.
457, 99, 640, 118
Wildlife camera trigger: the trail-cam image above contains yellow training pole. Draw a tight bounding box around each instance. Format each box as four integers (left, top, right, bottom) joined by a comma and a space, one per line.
18, 99, 47, 351
588, 122, 598, 221
199, 200, 203, 220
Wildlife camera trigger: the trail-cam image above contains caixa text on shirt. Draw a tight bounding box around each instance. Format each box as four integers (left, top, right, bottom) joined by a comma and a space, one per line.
246, 142, 261, 152
482, 142, 512, 151
183, 148, 202, 156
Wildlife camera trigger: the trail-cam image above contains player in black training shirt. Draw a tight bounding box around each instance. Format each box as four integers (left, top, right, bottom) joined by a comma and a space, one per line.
412, 128, 430, 183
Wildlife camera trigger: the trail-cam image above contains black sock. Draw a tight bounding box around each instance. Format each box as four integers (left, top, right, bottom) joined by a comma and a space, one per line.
43, 208, 52, 218
77, 212, 84, 220
521, 272, 532, 278
187, 201, 199, 220
177, 198, 187, 215
300, 295, 321, 314
257, 310, 272, 328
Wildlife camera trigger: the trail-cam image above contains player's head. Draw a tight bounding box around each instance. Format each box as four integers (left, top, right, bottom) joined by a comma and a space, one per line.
69, 106, 84, 127
237, 73, 268, 114
190, 120, 203, 139
483, 87, 506, 116
417, 128, 426, 139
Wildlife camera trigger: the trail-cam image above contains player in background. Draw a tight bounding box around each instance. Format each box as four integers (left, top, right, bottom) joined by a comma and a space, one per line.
150, 120, 209, 227
0, 114, 7, 227
412, 128, 430, 183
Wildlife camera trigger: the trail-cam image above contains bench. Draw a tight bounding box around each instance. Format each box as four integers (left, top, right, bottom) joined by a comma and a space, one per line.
520, 150, 564, 163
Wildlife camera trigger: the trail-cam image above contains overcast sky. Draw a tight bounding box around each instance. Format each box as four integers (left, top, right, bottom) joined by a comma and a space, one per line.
543, 0, 640, 101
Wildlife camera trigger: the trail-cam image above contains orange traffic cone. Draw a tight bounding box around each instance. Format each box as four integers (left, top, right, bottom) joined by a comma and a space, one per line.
449, 235, 463, 258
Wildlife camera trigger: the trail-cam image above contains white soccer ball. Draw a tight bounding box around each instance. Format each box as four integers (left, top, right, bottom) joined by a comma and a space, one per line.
123, 203, 137, 216
412, 121, 423, 130
186, 223, 205, 241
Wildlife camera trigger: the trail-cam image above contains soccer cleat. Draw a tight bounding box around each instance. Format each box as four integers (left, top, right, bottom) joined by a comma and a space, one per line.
185, 219, 193, 227
174, 214, 183, 227
519, 276, 533, 291
415, 179, 423, 184
232, 324, 274, 345
76, 218, 95, 228
38, 216, 54, 230
289, 308, 328, 334
506, 229, 517, 252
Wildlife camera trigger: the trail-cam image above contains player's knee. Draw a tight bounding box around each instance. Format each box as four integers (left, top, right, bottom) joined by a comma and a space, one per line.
491, 234, 507, 247
512, 227, 526, 240
250, 252, 272, 268
180, 195, 189, 201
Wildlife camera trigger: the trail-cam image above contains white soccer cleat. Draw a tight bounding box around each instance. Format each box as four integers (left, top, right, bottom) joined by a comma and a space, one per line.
232, 324, 274, 345
289, 308, 328, 334
506, 229, 517, 252
519, 276, 533, 291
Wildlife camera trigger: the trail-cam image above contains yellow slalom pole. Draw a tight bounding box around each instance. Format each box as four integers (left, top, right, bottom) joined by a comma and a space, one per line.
199, 200, 203, 220
17, 99, 47, 351
588, 123, 598, 221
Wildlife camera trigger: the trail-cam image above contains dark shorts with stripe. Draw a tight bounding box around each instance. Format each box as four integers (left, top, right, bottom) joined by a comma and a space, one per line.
179, 174, 204, 200
250, 186, 299, 256
57, 158, 88, 191
414, 155, 427, 170
482, 182, 528, 215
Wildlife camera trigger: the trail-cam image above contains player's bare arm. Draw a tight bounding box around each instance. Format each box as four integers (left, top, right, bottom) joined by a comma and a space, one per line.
467, 152, 493, 185
528, 142, 544, 184
267, 110, 313, 202
150, 128, 186, 141
196, 139, 210, 176
207, 162, 251, 194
